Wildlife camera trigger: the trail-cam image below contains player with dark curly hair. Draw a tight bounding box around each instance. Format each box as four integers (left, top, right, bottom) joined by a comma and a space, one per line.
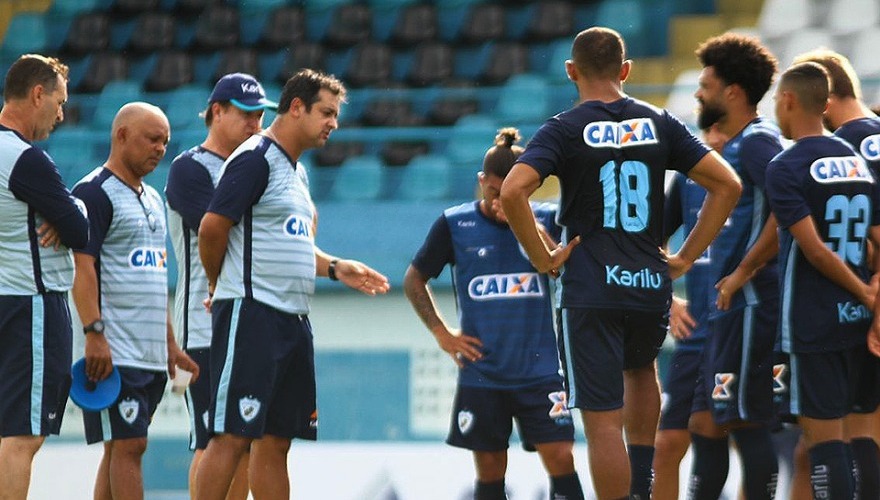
686, 33, 784, 500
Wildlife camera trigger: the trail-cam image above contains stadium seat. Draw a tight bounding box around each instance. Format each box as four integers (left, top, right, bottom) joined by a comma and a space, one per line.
165, 85, 210, 131
60, 12, 111, 57
78, 53, 129, 94
381, 141, 430, 167
273, 42, 326, 85
596, 0, 648, 57
406, 42, 455, 87
494, 74, 549, 125
367, 0, 420, 8
395, 154, 451, 200
427, 94, 479, 126
522, 1, 575, 42
236, 0, 289, 15
127, 12, 177, 54
49, 0, 102, 17
329, 155, 386, 201
303, 0, 350, 12
191, 5, 240, 51
458, 4, 505, 44
389, 4, 438, 47
46, 127, 100, 185
324, 4, 373, 49
344, 43, 393, 88
758, 0, 812, 40
665, 69, 701, 126
541, 38, 572, 83
826, 0, 878, 36
479, 42, 529, 85
1, 14, 48, 59
361, 97, 424, 127
851, 28, 880, 79
145, 51, 194, 91
92, 81, 143, 130
447, 114, 497, 197
314, 141, 366, 167
213, 48, 261, 82
257, 6, 306, 49
112, 0, 161, 15
776, 28, 833, 67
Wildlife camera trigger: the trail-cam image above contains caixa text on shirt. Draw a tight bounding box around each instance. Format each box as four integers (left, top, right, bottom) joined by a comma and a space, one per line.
467, 273, 544, 301
837, 301, 872, 324
128, 247, 166, 269
605, 265, 663, 289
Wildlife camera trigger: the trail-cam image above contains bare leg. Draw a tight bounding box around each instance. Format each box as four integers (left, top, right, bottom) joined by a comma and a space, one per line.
189, 449, 204, 499
227, 451, 250, 500
582, 408, 629, 499
249, 435, 291, 500
196, 434, 252, 500
652, 429, 690, 500
107, 437, 148, 500
0, 435, 45, 500
94, 442, 112, 500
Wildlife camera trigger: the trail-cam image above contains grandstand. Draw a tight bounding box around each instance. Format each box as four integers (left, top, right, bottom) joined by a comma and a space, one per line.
1, 0, 861, 497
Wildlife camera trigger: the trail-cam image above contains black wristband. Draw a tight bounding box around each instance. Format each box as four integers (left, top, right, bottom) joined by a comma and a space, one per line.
328, 259, 340, 281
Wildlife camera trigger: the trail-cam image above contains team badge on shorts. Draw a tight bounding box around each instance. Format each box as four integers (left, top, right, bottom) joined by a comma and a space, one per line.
712, 373, 736, 401
548, 391, 572, 421
458, 410, 474, 434
119, 398, 139, 425
772, 364, 788, 394
239, 396, 261, 423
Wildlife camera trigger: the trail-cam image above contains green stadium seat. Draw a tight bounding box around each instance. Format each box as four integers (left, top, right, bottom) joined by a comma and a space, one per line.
329, 155, 385, 201
494, 74, 549, 125
91, 80, 144, 130
1, 14, 48, 59
395, 154, 451, 200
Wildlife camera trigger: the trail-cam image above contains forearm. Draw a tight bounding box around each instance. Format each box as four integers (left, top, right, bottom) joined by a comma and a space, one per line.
403, 267, 448, 336
500, 193, 550, 271
315, 246, 338, 278
198, 231, 228, 289
72, 259, 100, 325
736, 214, 779, 275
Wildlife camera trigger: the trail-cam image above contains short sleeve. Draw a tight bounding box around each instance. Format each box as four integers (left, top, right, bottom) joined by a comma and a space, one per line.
166, 156, 215, 230
766, 158, 811, 229
411, 215, 454, 279
71, 181, 113, 257
207, 151, 270, 223
517, 119, 566, 179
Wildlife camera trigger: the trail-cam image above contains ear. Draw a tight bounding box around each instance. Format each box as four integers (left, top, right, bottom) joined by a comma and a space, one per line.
30, 83, 44, 107
619, 60, 632, 83
564, 60, 578, 83
289, 97, 305, 118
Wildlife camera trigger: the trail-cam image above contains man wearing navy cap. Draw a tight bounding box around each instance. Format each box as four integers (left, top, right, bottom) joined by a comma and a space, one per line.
165, 72, 276, 499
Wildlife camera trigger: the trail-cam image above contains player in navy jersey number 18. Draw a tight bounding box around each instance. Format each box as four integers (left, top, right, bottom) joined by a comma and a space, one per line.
500, 27, 741, 500
405, 128, 584, 500
792, 49, 880, 500
767, 62, 880, 500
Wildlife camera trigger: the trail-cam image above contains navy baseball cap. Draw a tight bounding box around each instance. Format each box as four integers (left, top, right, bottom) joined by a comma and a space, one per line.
208, 73, 277, 111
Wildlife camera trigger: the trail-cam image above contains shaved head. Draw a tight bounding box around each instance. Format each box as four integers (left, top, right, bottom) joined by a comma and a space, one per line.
111, 101, 168, 135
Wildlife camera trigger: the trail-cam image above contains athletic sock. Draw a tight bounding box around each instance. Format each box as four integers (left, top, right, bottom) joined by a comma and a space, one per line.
475, 479, 506, 500
686, 434, 729, 500
627, 444, 654, 500
731, 426, 779, 499
851, 438, 880, 500
549, 472, 585, 500
809, 440, 854, 500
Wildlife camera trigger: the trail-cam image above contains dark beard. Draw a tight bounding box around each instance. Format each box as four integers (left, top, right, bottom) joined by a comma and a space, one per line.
697, 105, 725, 130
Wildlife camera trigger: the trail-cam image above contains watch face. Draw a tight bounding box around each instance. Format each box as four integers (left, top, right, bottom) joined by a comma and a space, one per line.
86, 320, 105, 334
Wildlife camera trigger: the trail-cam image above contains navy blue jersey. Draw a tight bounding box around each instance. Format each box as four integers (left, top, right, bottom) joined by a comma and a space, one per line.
411, 201, 562, 389
835, 117, 880, 179
766, 136, 880, 353
664, 174, 712, 350
707, 118, 783, 316
519, 97, 711, 311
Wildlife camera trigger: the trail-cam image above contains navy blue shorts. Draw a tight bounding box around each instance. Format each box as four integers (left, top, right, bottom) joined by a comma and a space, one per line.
209, 298, 317, 441
0, 293, 72, 437
446, 379, 575, 451
851, 345, 880, 414
185, 347, 211, 450
558, 307, 667, 411
83, 367, 167, 444
772, 352, 796, 425
659, 347, 702, 431
693, 300, 777, 425
790, 346, 868, 419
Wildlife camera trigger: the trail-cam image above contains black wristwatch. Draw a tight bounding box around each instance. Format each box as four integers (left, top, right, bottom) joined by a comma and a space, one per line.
83, 319, 105, 335
328, 259, 340, 281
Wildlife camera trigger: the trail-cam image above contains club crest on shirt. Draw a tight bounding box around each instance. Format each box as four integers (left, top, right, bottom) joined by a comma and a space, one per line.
239, 396, 261, 423
810, 156, 872, 183
712, 373, 736, 401
583, 118, 658, 149
772, 364, 788, 395
458, 410, 474, 434
119, 398, 139, 425
548, 391, 572, 422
